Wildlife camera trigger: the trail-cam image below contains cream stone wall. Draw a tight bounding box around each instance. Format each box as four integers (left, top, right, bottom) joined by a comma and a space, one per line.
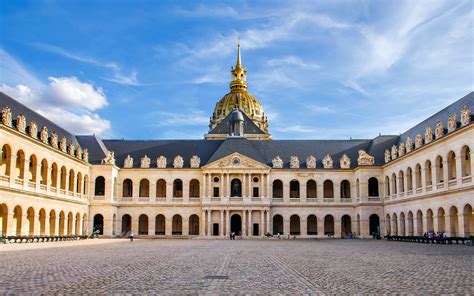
1, 122, 472, 239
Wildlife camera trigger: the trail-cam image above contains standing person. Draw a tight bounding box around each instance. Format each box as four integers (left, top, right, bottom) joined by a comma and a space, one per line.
130, 232, 134, 242
277, 233, 281, 239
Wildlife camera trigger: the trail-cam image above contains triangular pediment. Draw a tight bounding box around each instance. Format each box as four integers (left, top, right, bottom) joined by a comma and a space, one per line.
203, 152, 269, 169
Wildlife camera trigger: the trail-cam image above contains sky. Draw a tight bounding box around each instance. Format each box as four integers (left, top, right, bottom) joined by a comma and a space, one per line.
0, 0, 472, 140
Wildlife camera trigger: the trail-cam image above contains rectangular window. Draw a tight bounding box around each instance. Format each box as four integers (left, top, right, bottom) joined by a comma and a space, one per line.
213, 187, 220, 197
253, 187, 259, 197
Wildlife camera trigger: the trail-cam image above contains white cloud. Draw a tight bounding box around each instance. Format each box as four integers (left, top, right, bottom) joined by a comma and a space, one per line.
154, 109, 209, 127
0, 49, 111, 136
267, 56, 320, 69
48, 76, 108, 111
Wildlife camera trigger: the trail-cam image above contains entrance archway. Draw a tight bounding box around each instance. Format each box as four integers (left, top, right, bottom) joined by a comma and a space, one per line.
231, 214, 242, 235
290, 215, 300, 235
189, 214, 199, 235
341, 215, 351, 238
369, 214, 380, 236
93, 214, 104, 234
121, 214, 131, 234
273, 214, 283, 235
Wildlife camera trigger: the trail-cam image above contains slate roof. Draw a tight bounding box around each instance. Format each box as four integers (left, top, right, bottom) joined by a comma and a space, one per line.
208, 108, 268, 135
0, 92, 79, 146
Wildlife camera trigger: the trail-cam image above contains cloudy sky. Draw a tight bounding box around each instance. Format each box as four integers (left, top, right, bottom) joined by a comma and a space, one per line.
0, 0, 472, 139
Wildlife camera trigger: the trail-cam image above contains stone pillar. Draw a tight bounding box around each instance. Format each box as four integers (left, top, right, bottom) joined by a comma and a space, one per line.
283, 217, 289, 236
317, 183, 323, 201
266, 210, 271, 235
360, 217, 370, 238
165, 218, 172, 236
260, 210, 265, 236
248, 210, 253, 235
200, 209, 206, 236
220, 210, 224, 236
32, 214, 40, 235
458, 213, 466, 237
266, 174, 270, 198
148, 216, 155, 236
334, 181, 341, 203
334, 219, 341, 238
44, 214, 50, 236
207, 210, 212, 236
226, 210, 230, 236
420, 168, 426, 194
301, 182, 307, 202
182, 218, 189, 236
455, 155, 462, 182
242, 209, 247, 236
150, 181, 157, 202
220, 173, 224, 198
301, 217, 307, 237
131, 216, 139, 235
317, 218, 324, 238
283, 184, 289, 202
6, 212, 15, 236
20, 214, 28, 236
166, 182, 173, 202
442, 160, 449, 188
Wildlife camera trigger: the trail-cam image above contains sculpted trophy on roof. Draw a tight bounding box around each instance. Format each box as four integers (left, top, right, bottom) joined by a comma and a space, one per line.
124, 155, 133, 168
208, 42, 269, 139
358, 150, 374, 166
1, 106, 12, 127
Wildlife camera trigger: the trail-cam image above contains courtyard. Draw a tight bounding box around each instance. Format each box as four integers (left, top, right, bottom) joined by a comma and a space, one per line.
1, 239, 473, 294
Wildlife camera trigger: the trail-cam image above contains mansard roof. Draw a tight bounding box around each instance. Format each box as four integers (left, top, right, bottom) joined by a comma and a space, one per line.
207, 108, 268, 135
0, 92, 79, 146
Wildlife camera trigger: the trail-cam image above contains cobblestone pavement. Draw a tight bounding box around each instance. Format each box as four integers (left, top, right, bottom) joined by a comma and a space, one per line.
1, 239, 473, 294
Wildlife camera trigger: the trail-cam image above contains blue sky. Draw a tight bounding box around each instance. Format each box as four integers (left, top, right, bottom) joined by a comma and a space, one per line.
0, 0, 472, 139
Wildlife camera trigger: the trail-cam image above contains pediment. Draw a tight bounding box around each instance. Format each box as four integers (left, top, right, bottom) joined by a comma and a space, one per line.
203, 152, 269, 169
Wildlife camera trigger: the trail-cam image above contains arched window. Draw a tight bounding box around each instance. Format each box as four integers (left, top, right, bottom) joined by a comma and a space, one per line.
93, 214, 104, 234
28, 154, 37, 182
461, 146, 471, 177
391, 173, 397, 194
230, 178, 242, 197
447, 151, 456, 180
156, 179, 166, 197
15, 150, 25, 179
272, 215, 283, 235
415, 164, 422, 189
435, 156, 444, 183
139, 179, 149, 197
173, 179, 183, 197
50, 163, 58, 188
398, 170, 404, 193
68, 169, 75, 192
290, 215, 300, 235
289, 180, 300, 198
76, 172, 82, 193
356, 179, 360, 198
83, 175, 89, 195
306, 180, 316, 198
189, 179, 200, 198
323, 180, 334, 198
95, 176, 105, 196
60, 166, 67, 190
139, 214, 148, 235
425, 160, 433, 186
385, 176, 390, 196
340, 180, 351, 198
272, 180, 283, 198
172, 214, 183, 235
122, 179, 133, 197
406, 167, 413, 191
368, 177, 379, 197
0, 144, 12, 176
40, 159, 48, 185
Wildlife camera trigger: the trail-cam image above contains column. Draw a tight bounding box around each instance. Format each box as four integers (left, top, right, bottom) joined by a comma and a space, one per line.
150, 181, 157, 202
226, 210, 230, 237
44, 214, 50, 236
131, 216, 139, 235
317, 217, 324, 238
242, 210, 247, 236
420, 168, 426, 193
220, 210, 224, 236
283, 183, 289, 202
166, 182, 173, 202
260, 210, 265, 236
248, 210, 253, 235
266, 175, 270, 198
243, 174, 247, 197
165, 217, 172, 236
182, 218, 189, 236
455, 155, 462, 183
148, 216, 155, 236
207, 210, 212, 236
334, 181, 341, 202
442, 160, 449, 188
266, 210, 271, 235
301, 217, 307, 237
334, 219, 341, 238
220, 173, 224, 198
200, 209, 206, 236
458, 213, 466, 237
22, 158, 29, 190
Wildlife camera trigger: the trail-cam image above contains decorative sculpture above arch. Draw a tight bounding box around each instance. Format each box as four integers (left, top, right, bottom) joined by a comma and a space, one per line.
447, 114, 457, 132
16, 114, 26, 133
435, 120, 444, 139
40, 126, 48, 144
190, 155, 201, 168
358, 150, 374, 166
157, 156, 167, 168
124, 155, 133, 168
141, 155, 150, 168
340, 154, 350, 169
424, 126, 433, 144
406, 137, 413, 153
461, 105, 471, 126
322, 154, 333, 169
306, 155, 316, 169
173, 156, 184, 168
29, 121, 37, 138
415, 134, 423, 149
290, 156, 299, 169
272, 156, 283, 168
384, 150, 391, 163
1, 106, 12, 127
101, 151, 115, 165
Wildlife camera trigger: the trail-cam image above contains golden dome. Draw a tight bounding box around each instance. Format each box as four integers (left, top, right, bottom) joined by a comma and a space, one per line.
209, 43, 269, 133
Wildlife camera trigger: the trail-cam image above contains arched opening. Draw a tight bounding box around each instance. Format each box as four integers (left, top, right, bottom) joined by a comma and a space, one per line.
0, 204, 7, 236
415, 164, 422, 189
60, 166, 67, 190
289, 180, 300, 198
307, 215, 317, 235
113, 178, 117, 199
122, 179, 133, 197
230, 179, 242, 197
340, 180, 351, 198
82, 214, 88, 235
93, 214, 104, 234
95, 176, 105, 196
58, 211, 65, 235
156, 179, 166, 198
461, 146, 471, 177
272, 180, 283, 198
356, 179, 360, 197
189, 179, 200, 198
426, 209, 434, 232
447, 151, 456, 180
49, 210, 56, 236
0, 144, 12, 176
341, 215, 352, 238
28, 155, 37, 182
406, 167, 413, 191
67, 212, 74, 235
121, 214, 131, 234
425, 160, 433, 186
323, 180, 334, 198
189, 214, 200, 235
76, 172, 82, 193
368, 177, 379, 196
416, 210, 423, 235
155, 214, 165, 235
391, 173, 397, 194
324, 215, 334, 235
435, 156, 444, 183
83, 175, 89, 195
463, 204, 473, 237
398, 170, 405, 193
15, 150, 25, 179
231, 214, 242, 235
272, 214, 283, 235
385, 176, 390, 196
27, 207, 35, 235
112, 214, 116, 236
68, 169, 75, 192
290, 215, 300, 235
50, 163, 58, 188
356, 214, 361, 235
75, 213, 81, 235
39, 208, 46, 235
449, 206, 459, 236
392, 213, 398, 235
385, 214, 391, 235
139, 179, 150, 197
437, 208, 446, 233
369, 214, 380, 236
173, 179, 183, 197
139, 214, 148, 235
172, 214, 182, 235
399, 212, 406, 236
306, 180, 317, 198
407, 211, 414, 236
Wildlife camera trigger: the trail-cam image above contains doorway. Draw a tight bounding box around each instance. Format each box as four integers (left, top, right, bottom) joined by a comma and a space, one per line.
230, 214, 242, 235
213, 223, 219, 236
253, 223, 259, 236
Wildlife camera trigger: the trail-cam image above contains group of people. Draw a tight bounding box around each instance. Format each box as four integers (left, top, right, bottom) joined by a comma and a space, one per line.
229, 232, 237, 240
424, 231, 447, 239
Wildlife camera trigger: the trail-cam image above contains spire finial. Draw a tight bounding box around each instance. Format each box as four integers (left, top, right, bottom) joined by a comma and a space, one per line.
236, 38, 241, 67
230, 39, 247, 91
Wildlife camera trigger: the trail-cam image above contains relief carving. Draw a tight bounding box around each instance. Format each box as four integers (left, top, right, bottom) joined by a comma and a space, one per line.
1, 106, 12, 127
405, 137, 413, 153
384, 149, 391, 163
16, 114, 26, 133
322, 154, 333, 169
461, 105, 471, 126
447, 114, 457, 132
391, 145, 398, 160
272, 156, 283, 168
425, 126, 433, 144
124, 155, 133, 168
190, 155, 200, 168
173, 155, 184, 168
306, 155, 316, 169
398, 142, 405, 157
435, 120, 444, 139
50, 132, 58, 148
83, 149, 89, 162
76, 146, 83, 159
358, 150, 374, 166
157, 156, 167, 168
290, 156, 300, 169
415, 134, 423, 149
59, 137, 67, 152
101, 151, 115, 165
40, 126, 48, 144
28, 121, 38, 138
141, 155, 150, 168
340, 154, 350, 169
68, 143, 75, 156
